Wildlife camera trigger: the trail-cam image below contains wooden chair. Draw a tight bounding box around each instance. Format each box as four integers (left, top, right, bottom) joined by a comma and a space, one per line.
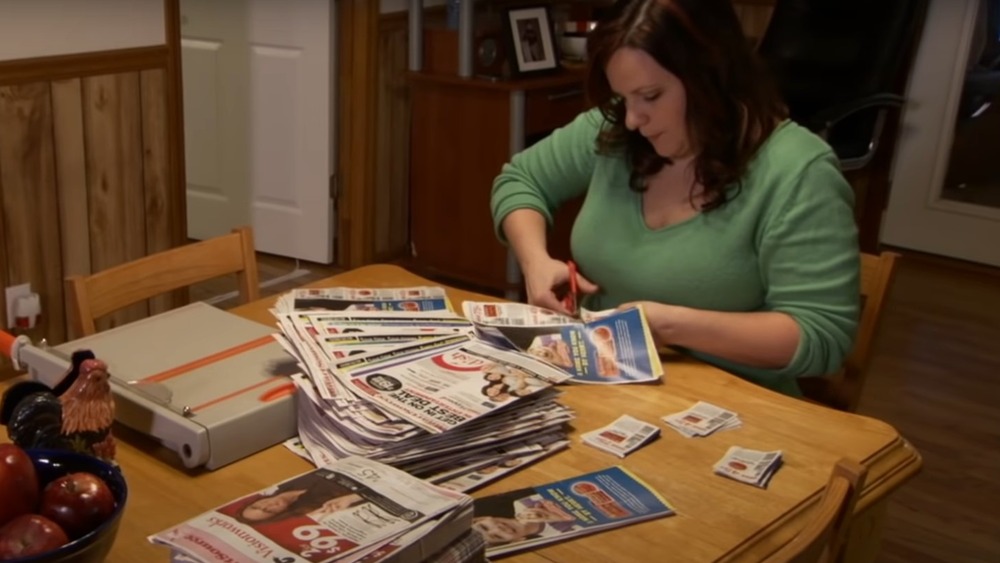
66, 226, 260, 337
799, 251, 900, 411
763, 458, 869, 563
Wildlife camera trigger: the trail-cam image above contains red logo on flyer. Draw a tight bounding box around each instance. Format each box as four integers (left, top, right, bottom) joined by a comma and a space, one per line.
431, 350, 485, 372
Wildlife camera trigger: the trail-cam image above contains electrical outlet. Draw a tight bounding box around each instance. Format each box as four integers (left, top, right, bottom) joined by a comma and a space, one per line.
5, 283, 31, 329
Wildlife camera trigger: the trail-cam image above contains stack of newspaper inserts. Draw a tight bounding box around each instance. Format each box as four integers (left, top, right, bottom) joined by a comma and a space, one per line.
270, 286, 611, 493
271, 287, 664, 490
150, 456, 482, 563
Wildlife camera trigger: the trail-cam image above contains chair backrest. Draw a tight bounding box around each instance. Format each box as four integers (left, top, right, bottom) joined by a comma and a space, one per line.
758, 0, 923, 111
800, 251, 900, 411
757, 0, 928, 164
763, 458, 868, 563
66, 226, 260, 337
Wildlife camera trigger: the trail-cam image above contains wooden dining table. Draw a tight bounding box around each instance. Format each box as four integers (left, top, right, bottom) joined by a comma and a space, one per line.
1, 264, 921, 562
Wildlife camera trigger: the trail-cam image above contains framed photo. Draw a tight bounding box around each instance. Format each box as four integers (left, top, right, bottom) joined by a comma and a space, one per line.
504, 6, 559, 76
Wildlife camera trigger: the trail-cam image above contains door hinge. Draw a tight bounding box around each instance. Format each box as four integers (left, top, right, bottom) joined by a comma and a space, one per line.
329, 173, 338, 203
410, 241, 417, 258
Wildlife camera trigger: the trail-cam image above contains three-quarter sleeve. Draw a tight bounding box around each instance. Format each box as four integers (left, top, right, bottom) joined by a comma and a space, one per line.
490, 109, 603, 242
757, 152, 861, 378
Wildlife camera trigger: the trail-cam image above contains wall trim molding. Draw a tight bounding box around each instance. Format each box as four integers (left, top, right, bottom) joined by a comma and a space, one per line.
0, 45, 169, 86
164, 0, 187, 248
337, 0, 380, 269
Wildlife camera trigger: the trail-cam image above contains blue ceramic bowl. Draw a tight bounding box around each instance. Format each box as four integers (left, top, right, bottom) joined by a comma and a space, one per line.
10, 450, 127, 563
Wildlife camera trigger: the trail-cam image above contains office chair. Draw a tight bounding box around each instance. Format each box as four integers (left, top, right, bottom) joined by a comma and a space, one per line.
798, 251, 900, 412
762, 457, 868, 563
65, 226, 260, 336
757, 0, 929, 171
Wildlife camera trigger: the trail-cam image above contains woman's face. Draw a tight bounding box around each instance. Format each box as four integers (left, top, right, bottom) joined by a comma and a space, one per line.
241, 490, 304, 521
326, 493, 363, 512
605, 47, 692, 160
530, 346, 556, 362
472, 516, 543, 545
518, 501, 572, 523
517, 507, 556, 523
485, 382, 508, 398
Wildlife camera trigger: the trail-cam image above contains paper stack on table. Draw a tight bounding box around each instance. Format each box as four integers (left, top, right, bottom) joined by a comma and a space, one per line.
269, 287, 575, 492
581, 414, 660, 458
662, 401, 742, 437
713, 446, 784, 488
151, 456, 478, 563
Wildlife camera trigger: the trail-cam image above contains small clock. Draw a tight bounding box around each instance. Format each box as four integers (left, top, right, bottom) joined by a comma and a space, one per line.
477, 37, 499, 67
474, 33, 507, 78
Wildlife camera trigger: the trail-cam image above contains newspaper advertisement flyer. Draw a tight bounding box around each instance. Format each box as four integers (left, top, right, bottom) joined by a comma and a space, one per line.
471, 466, 674, 557
462, 302, 663, 384
337, 341, 571, 434
149, 457, 470, 563
432, 437, 571, 493
280, 286, 453, 312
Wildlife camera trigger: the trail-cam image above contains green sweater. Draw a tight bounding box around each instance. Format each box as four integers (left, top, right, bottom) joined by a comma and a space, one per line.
491, 110, 860, 396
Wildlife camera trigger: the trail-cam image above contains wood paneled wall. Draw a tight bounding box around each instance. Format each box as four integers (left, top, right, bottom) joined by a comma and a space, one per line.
0, 50, 184, 345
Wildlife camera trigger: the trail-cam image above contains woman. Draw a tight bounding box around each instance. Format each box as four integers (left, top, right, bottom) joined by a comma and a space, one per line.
490, 0, 859, 396
472, 489, 576, 547
234, 470, 365, 525
484, 363, 546, 396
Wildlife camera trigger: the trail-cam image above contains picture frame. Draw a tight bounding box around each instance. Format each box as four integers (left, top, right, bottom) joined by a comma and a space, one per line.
503, 5, 560, 76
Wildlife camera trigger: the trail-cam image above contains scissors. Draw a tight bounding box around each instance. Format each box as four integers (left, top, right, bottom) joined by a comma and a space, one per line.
562, 260, 579, 316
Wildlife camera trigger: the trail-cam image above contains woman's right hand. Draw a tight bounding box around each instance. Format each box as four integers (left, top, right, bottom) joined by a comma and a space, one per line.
522, 256, 598, 315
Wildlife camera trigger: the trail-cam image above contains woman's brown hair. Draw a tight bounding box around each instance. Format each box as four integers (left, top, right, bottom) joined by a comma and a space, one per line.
586, 0, 787, 210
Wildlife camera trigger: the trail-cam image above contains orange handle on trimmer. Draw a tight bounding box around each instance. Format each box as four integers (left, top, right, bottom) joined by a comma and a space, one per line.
0, 330, 16, 359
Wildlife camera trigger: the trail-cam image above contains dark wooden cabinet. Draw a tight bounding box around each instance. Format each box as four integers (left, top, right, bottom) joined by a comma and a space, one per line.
407, 69, 587, 295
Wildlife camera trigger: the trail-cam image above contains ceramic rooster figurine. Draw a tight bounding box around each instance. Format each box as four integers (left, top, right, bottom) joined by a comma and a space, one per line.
0, 350, 116, 462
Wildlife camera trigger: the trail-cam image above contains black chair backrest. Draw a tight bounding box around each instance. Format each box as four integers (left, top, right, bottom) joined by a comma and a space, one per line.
759, 0, 925, 120
757, 0, 928, 157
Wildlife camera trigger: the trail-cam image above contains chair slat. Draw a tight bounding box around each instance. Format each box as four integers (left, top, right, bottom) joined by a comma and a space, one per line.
763, 457, 868, 563
66, 226, 260, 337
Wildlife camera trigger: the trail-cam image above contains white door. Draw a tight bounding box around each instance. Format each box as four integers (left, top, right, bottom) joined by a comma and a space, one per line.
882, 0, 1000, 267
180, 0, 335, 263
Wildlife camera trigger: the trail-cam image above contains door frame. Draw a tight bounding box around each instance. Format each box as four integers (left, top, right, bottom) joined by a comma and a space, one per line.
164, 0, 187, 249
165, 0, 379, 269
336, 0, 379, 269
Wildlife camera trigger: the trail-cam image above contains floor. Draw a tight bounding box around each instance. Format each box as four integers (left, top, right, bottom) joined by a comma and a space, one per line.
853, 252, 1000, 563
11, 249, 1000, 561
